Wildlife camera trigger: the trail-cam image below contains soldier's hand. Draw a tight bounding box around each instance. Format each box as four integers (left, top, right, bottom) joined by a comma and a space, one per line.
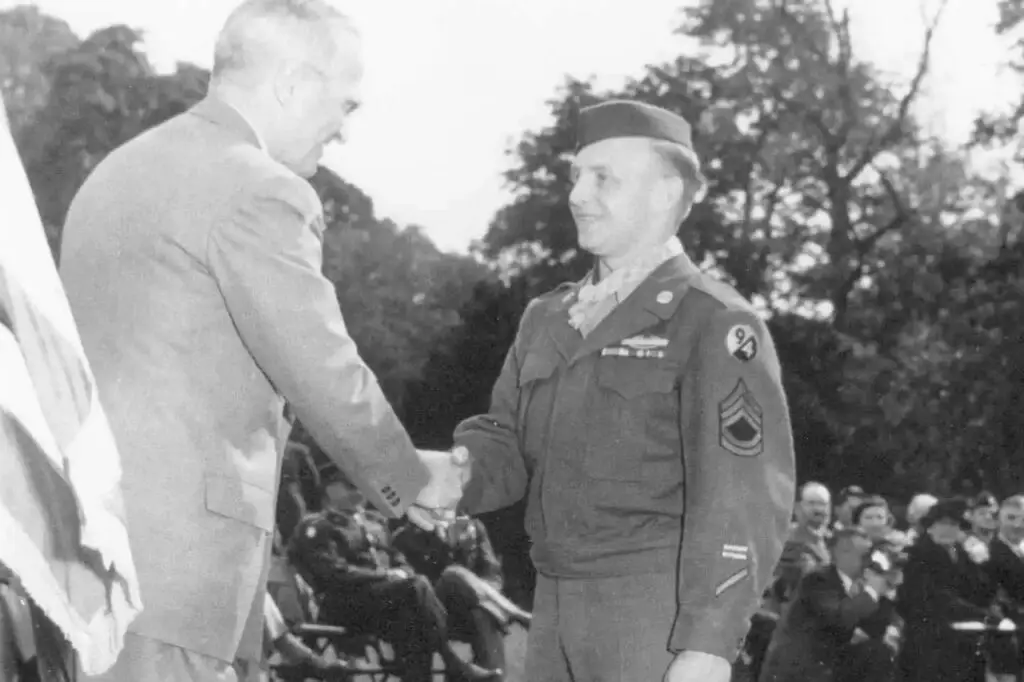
663, 651, 730, 682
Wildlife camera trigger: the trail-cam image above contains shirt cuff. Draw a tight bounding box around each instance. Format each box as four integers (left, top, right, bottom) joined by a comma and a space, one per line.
863, 585, 880, 602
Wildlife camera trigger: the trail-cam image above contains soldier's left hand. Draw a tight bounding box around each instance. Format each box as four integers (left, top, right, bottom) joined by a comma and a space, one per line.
663, 651, 730, 682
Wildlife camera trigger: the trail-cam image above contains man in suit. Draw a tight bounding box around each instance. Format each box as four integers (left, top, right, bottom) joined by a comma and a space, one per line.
59, 2, 464, 680
449, 100, 796, 682
759, 528, 894, 682
985, 495, 1024, 679
777, 482, 833, 599
746, 482, 832, 680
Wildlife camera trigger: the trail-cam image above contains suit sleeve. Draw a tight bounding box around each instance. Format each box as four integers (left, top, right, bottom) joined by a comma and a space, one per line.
669, 307, 796, 659
206, 175, 428, 518
453, 304, 534, 515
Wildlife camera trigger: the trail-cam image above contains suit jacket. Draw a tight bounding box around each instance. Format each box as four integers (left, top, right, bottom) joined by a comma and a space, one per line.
58, 95, 428, 663
759, 565, 881, 682
988, 537, 1024, 611
766, 523, 831, 613
455, 253, 796, 661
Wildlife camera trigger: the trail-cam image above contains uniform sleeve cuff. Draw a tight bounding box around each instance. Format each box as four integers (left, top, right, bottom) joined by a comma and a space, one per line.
668, 610, 747, 661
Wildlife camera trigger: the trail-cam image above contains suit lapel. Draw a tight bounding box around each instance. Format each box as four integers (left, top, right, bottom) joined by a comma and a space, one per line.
570, 252, 700, 364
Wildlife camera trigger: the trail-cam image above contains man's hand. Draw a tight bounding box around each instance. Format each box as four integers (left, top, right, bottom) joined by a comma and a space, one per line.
663, 651, 730, 682
408, 446, 470, 530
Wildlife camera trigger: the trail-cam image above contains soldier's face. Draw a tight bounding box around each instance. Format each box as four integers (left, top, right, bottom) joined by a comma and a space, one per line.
569, 138, 674, 261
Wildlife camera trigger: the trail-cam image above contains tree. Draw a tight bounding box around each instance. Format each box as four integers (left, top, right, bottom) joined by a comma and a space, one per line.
16, 24, 207, 258
0, 5, 79, 141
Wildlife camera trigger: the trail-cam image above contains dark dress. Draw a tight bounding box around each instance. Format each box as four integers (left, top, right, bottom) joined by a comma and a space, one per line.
897, 535, 994, 682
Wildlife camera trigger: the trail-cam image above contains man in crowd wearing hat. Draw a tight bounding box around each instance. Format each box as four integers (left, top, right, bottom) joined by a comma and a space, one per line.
447, 99, 796, 681
759, 528, 903, 682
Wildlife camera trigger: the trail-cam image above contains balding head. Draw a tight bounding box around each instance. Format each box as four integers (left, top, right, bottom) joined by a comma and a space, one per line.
797, 481, 831, 529
210, 0, 363, 177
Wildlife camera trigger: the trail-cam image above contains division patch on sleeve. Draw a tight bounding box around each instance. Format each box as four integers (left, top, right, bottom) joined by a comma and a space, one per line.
726, 323, 758, 362
719, 379, 764, 457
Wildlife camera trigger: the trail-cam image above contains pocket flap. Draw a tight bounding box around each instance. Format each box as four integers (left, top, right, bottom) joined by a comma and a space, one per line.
597, 364, 677, 399
205, 474, 275, 532
518, 352, 559, 387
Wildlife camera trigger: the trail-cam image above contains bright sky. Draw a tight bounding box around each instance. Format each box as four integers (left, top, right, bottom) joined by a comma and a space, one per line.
5, 0, 1018, 251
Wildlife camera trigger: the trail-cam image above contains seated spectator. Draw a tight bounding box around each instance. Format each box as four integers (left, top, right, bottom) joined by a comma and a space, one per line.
746, 482, 833, 680
832, 486, 866, 532
984, 495, 1024, 682
288, 503, 500, 682
966, 491, 1000, 545
392, 516, 531, 674
897, 498, 996, 682
853, 496, 893, 544
836, 544, 906, 682
758, 528, 886, 682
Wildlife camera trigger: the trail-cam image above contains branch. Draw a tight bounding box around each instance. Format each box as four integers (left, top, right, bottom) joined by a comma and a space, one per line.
843, 0, 949, 183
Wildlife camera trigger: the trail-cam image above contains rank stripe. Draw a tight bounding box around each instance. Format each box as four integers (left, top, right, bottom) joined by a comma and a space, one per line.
722, 551, 748, 560
722, 544, 748, 553
715, 568, 750, 596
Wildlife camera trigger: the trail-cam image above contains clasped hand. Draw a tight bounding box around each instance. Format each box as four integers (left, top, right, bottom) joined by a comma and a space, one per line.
408, 445, 470, 531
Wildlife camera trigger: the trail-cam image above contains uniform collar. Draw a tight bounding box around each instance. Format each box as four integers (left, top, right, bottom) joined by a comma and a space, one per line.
564, 250, 701, 364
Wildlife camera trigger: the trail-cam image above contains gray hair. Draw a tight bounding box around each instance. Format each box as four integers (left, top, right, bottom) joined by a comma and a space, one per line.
212, 0, 356, 83
649, 138, 708, 222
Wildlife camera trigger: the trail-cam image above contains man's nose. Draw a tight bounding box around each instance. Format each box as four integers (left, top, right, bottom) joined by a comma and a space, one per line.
569, 178, 589, 209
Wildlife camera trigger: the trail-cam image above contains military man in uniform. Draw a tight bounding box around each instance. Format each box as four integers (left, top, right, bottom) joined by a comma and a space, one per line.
450, 100, 796, 681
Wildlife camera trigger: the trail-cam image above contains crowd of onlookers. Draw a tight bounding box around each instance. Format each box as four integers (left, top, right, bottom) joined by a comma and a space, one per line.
737, 483, 1024, 682
262, 443, 1024, 682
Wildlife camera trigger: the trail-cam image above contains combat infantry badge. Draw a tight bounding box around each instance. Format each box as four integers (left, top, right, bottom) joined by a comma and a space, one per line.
719, 379, 763, 456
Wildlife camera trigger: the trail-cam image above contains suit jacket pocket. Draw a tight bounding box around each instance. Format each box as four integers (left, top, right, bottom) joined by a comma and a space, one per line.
205, 474, 275, 532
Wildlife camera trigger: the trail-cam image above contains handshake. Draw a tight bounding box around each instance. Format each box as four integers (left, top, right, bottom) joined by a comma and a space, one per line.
408, 445, 472, 531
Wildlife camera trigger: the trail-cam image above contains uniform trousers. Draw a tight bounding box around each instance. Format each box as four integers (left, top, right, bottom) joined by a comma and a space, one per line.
525, 571, 677, 682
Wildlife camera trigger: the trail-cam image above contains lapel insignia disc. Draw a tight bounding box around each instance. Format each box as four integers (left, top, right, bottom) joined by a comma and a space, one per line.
719, 379, 763, 456
726, 324, 758, 362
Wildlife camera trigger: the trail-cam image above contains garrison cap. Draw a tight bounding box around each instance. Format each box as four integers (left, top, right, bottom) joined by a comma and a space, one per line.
576, 99, 694, 152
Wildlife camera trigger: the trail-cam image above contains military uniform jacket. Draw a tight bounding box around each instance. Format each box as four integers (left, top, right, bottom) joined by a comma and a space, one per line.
455, 252, 795, 660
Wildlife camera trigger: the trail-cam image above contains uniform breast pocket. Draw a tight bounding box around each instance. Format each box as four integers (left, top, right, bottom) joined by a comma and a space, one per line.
516, 350, 560, 464
587, 360, 680, 481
